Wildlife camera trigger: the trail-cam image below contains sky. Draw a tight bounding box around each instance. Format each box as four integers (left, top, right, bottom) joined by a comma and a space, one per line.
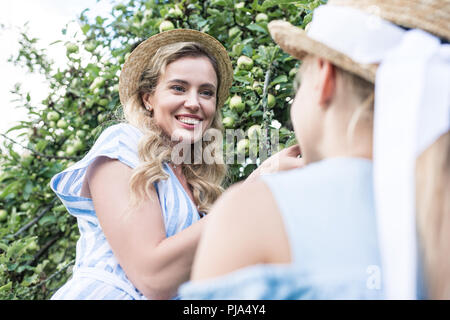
0, 0, 115, 146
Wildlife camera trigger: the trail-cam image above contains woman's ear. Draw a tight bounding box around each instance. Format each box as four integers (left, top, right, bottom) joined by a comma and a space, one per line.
316, 58, 336, 108
141, 93, 153, 111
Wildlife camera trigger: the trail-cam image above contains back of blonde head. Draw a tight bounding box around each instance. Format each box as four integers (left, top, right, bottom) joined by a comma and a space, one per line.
123, 42, 227, 214
315, 57, 450, 299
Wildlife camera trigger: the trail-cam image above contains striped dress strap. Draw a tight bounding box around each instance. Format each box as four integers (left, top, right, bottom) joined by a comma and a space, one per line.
50, 123, 143, 220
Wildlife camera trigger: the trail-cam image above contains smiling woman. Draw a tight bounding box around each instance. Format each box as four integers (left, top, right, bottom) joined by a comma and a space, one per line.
48, 29, 233, 300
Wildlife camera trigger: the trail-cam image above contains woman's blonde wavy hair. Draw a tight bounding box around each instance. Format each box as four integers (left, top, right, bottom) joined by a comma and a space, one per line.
123, 42, 227, 214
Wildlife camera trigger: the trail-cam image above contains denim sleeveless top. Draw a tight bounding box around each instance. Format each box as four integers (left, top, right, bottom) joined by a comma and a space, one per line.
179, 158, 384, 299
50, 123, 203, 299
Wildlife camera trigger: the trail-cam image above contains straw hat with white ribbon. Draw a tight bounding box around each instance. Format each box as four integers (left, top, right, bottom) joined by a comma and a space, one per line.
268, 0, 450, 300
119, 29, 233, 109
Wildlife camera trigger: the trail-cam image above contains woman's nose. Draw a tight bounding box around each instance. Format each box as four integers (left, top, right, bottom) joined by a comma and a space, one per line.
184, 91, 200, 110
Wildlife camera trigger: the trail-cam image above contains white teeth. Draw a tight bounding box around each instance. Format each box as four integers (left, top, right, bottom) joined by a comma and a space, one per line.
177, 116, 201, 125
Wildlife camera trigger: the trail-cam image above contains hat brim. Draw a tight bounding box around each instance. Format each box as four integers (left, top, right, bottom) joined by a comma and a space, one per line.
268, 20, 378, 83
119, 29, 233, 108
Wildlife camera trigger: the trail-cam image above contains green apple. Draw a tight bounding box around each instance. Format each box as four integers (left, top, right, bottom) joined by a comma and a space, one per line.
27, 240, 38, 252
168, 6, 182, 17
235, 2, 245, 9
66, 145, 77, 156
114, 4, 126, 11
222, 116, 235, 129
228, 26, 240, 38
159, 20, 175, 32
85, 41, 97, 52
20, 203, 32, 211
27, 128, 36, 139
237, 56, 254, 71
47, 111, 60, 122
252, 66, 264, 78
0, 209, 7, 222
232, 44, 243, 57
255, 13, 268, 23
57, 119, 69, 129
21, 150, 33, 166
65, 43, 79, 55
98, 98, 109, 107
73, 139, 85, 151
247, 124, 261, 140
229, 95, 245, 113
267, 94, 276, 108
237, 138, 250, 155
252, 81, 263, 95
97, 113, 107, 123
76, 130, 87, 139
144, 9, 153, 19
89, 77, 105, 91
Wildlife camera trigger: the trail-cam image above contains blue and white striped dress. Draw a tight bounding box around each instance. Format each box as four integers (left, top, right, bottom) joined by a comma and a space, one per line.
49, 123, 203, 300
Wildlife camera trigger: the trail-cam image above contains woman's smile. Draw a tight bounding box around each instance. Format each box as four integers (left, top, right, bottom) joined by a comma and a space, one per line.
175, 114, 203, 129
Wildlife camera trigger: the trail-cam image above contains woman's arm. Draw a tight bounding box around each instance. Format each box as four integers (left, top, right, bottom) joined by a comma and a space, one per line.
86, 156, 208, 299
190, 180, 291, 281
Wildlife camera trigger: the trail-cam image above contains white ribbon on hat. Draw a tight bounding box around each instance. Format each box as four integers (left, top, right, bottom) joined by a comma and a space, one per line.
307, 5, 450, 299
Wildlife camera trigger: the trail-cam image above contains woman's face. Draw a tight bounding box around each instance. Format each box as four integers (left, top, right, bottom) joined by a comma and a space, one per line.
291, 56, 323, 163
143, 56, 218, 144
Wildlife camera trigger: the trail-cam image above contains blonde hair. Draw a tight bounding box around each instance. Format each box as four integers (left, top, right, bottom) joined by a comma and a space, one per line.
123, 42, 227, 214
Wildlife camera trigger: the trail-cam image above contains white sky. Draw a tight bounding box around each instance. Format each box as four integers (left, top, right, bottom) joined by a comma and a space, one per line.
0, 0, 115, 145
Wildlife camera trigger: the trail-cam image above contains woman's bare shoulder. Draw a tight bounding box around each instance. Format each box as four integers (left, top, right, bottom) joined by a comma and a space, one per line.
191, 178, 291, 281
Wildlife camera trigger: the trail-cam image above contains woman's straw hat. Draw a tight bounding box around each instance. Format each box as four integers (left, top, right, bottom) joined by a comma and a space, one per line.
119, 29, 233, 108
268, 0, 450, 83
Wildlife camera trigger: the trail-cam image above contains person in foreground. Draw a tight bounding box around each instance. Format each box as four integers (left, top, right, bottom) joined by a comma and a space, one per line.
49, 29, 302, 300
179, 0, 450, 300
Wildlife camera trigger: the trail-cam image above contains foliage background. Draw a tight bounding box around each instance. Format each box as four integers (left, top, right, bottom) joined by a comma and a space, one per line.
0, 0, 325, 299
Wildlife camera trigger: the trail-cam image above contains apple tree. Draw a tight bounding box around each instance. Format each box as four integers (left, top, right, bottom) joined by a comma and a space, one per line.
0, 0, 324, 299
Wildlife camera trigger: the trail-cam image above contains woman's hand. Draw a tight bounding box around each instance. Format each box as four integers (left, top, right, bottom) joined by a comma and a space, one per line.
244, 144, 305, 184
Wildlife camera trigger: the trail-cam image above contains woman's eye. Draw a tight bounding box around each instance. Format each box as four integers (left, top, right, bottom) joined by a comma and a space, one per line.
172, 85, 185, 92
201, 90, 214, 97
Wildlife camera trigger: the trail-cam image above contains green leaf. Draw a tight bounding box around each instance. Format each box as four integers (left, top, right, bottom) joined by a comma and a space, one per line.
35, 140, 48, 153
271, 75, 288, 86
0, 282, 12, 292
251, 111, 264, 117
38, 215, 56, 227
81, 24, 90, 35
0, 181, 21, 199
261, 0, 308, 10
0, 242, 9, 252
247, 23, 267, 34
23, 180, 33, 201
5, 124, 28, 133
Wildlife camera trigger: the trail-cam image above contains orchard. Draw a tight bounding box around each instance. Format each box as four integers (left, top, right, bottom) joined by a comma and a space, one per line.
0, 0, 325, 299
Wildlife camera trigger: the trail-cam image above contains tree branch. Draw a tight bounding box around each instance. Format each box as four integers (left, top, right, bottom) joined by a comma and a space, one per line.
0, 133, 79, 161
13, 198, 59, 238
